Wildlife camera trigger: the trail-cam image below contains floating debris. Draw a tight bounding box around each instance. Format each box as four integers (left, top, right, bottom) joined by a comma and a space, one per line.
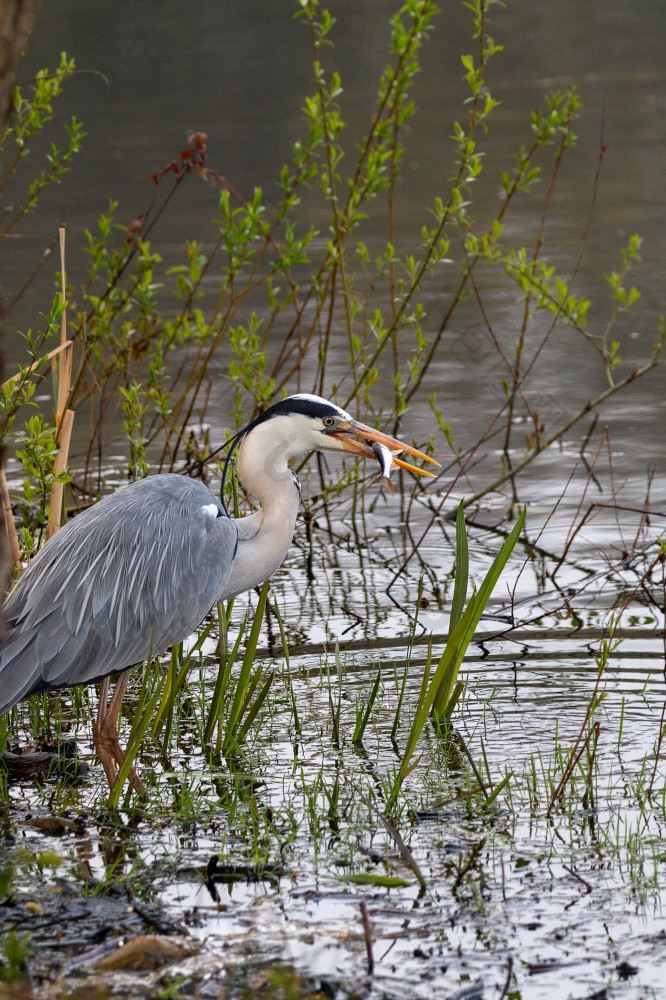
95, 934, 197, 971
2, 740, 88, 782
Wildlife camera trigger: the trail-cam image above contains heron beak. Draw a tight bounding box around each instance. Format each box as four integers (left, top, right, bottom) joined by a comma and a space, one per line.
329, 421, 440, 478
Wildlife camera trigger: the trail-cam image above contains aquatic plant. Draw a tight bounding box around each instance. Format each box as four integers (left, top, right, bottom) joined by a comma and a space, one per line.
386, 504, 525, 810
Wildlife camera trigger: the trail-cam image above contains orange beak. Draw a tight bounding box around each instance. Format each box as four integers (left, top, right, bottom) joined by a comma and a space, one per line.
329, 420, 439, 479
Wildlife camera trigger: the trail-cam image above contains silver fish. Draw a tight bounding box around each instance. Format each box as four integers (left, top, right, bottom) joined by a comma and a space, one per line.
371, 442, 396, 493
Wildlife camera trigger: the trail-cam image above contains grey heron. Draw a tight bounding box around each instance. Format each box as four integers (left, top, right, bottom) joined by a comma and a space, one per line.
0, 394, 437, 791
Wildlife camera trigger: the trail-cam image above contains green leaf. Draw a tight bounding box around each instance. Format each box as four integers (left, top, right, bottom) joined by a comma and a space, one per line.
450, 502, 469, 630
337, 873, 411, 888
352, 667, 381, 744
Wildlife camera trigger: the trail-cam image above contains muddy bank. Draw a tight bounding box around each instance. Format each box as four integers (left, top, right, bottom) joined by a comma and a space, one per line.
0, 872, 193, 996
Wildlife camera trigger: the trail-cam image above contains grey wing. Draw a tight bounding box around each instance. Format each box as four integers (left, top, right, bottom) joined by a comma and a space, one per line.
0, 475, 237, 714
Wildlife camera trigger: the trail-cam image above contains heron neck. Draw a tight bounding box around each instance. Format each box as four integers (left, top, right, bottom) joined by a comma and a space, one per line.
224, 421, 302, 599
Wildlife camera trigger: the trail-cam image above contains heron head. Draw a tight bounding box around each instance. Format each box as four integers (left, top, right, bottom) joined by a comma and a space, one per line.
247, 393, 439, 478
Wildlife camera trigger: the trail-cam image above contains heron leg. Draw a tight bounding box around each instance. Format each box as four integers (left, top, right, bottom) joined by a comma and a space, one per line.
93, 669, 145, 798
94, 676, 118, 788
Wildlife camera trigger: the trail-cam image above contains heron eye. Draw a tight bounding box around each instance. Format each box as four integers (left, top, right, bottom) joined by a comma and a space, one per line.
323, 416, 336, 427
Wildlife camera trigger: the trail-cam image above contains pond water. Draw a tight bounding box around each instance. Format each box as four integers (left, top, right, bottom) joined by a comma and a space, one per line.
5, 0, 665, 495
2, 2, 665, 998
4, 507, 664, 998
5, 617, 666, 998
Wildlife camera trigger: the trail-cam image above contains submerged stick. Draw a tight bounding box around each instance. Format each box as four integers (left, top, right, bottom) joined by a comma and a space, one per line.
359, 902, 374, 975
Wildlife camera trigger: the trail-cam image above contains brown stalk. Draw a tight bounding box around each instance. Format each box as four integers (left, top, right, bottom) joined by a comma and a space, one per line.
1, 339, 72, 388
45, 227, 75, 539
46, 408, 74, 540
0, 466, 20, 583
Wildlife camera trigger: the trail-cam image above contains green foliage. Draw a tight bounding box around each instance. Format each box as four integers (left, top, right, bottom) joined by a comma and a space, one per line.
13, 413, 70, 553
120, 381, 149, 480
0, 866, 13, 899
205, 582, 274, 757
0, 52, 83, 240
0, 930, 30, 984
228, 313, 274, 425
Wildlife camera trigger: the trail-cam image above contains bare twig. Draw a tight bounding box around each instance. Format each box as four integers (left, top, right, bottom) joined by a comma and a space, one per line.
359, 902, 374, 975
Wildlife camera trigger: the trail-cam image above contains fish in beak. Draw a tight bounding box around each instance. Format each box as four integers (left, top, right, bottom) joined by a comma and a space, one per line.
327, 419, 439, 484
371, 442, 397, 493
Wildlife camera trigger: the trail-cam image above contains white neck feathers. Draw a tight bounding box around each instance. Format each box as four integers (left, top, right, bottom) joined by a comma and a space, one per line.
223, 417, 303, 599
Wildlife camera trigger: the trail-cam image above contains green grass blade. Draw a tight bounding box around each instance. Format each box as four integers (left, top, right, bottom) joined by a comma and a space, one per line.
235, 665, 264, 724
273, 599, 300, 738
153, 618, 217, 736
390, 592, 423, 744
204, 616, 246, 744
386, 621, 468, 810
391, 658, 409, 745
432, 506, 526, 716
159, 644, 180, 751
416, 637, 433, 712
175, 619, 216, 687
443, 679, 464, 721
352, 667, 381, 744
483, 772, 512, 809
450, 502, 468, 630
234, 672, 274, 747
223, 580, 269, 753
151, 643, 180, 739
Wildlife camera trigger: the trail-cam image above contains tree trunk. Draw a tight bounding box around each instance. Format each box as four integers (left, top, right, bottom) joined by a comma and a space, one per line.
0, 0, 38, 126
